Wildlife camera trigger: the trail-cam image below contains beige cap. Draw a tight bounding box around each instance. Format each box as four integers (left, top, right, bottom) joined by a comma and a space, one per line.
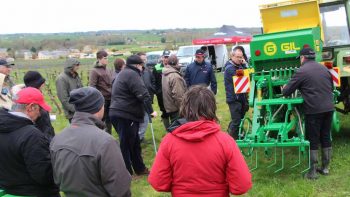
0, 73, 13, 110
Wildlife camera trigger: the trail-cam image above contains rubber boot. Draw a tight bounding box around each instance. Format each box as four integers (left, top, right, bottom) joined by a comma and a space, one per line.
317, 147, 331, 175
305, 150, 319, 180
162, 117, 170, 130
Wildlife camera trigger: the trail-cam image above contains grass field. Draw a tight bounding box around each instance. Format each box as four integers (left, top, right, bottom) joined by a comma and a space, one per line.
12, 63, 350, 197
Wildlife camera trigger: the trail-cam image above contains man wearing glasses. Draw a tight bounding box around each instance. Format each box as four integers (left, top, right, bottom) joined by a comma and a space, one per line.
0, 87, 60, 197
184, 49, 217, 94
56, 58, 83, 123
224, 48, 249, 139
89, 50, 114, 134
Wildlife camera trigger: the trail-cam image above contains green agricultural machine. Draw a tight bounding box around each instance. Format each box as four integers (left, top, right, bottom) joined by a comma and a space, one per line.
236, 0, 348, 173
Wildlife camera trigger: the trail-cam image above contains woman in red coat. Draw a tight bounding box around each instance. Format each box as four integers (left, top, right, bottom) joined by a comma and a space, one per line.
148, 85, 252, 197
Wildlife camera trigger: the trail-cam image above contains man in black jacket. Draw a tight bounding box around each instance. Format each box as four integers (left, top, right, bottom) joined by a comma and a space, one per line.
110, 55, 157, 175
23, 71, 55, 140
0, 87, 59, 197
283, 47, 334, 180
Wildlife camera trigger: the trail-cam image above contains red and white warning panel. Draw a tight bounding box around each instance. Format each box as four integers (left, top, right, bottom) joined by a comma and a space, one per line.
233, 70, 251, 94
329, 67, 340, 87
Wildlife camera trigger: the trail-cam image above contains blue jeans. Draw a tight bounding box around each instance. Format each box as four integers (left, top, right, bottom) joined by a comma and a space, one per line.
138, 111, 149, 140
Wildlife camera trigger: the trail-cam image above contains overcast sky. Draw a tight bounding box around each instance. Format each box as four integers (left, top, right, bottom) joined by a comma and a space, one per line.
2, 0, 266, 34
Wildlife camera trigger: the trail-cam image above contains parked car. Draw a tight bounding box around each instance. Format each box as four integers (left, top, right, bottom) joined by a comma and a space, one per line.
146, 51, 163, 70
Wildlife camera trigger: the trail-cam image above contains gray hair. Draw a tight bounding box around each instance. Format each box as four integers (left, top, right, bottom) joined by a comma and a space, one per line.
11, 103, 27, 112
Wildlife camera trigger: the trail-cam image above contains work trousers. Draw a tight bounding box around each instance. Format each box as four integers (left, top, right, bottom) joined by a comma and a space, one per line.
110, 115, 146, 175
102, 100, 112, 134
227, 101, 247, 139
305, 111, 333, 150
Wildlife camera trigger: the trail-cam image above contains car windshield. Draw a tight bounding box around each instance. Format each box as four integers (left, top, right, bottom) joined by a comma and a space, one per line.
320, 3, 350, 47
177, 46, 200, 57
147, 54, 160, 62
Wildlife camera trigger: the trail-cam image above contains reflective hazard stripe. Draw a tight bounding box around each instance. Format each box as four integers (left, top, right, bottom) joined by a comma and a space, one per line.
233, 76, 250, 94
329, 67, 340, 87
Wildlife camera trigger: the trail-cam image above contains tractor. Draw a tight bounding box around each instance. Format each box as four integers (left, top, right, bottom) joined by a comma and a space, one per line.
236, 0, 350, 173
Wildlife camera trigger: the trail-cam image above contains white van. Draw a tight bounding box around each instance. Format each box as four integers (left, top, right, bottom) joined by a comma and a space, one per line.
177, 44, 228, 73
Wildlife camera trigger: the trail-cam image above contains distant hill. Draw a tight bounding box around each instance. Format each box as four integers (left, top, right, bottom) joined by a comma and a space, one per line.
0, 26, 261, 57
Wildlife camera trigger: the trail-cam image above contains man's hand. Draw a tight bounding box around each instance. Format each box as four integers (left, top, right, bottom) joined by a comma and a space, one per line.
150, 111, 157, 118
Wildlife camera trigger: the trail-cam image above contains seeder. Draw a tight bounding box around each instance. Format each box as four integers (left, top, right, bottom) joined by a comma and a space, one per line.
235, 0, 340, 173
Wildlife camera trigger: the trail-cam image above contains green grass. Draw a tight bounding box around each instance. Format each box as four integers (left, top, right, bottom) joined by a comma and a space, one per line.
12, 66, 350, 196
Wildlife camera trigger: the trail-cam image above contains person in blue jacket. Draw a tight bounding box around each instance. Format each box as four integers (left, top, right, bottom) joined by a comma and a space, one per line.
184, 49, 217, 94
224, 48, 249, 139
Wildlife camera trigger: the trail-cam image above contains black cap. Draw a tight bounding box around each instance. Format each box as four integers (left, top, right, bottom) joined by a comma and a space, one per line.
163, 50, 171, 57
126, 55, 143, 65
24, 71, 46, 89
297, 47, 316, 59
69, 87, 104, 114
195, 49, 205, 56
0, 59, 11, 67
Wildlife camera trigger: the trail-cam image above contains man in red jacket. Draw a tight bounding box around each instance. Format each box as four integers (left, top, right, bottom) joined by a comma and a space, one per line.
149, 85, 252, 197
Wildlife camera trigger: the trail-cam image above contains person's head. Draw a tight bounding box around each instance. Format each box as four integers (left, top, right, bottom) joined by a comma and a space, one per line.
233, 45, 248, 62
114, 58, 126, 72
0, 73, 13, 110
162, 50, 171, 65
194, 49, 205, 64
96, 50, 108, 66
65, 58, 80, 73
69, 87, 105, 120
0, 59, 13, 76
231, 48, 244, 65
24, 71, 46, 90
298, 47, 316, 64
167, 55, 180, 70
136, 52, 147, 64
126, 55, 144, 71
180, 85, 218, 121
12, 87, 51, 121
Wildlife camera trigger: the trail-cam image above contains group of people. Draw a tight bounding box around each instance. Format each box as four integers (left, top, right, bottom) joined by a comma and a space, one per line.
0, 45, 334, 196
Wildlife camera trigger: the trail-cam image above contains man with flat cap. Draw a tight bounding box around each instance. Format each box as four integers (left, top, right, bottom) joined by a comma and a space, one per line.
0, 59, 15, 110
283, 47, 334, 180
50, 87, 131, 197
110, 55, 157, 176
56, 58, 83, 123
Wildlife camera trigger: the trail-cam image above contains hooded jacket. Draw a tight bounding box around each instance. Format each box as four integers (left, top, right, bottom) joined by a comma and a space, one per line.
0, 109, 59, 197
161, 66, 187, 113
89, 61, 114, 100
56, 61, 83, 119
50, 112, 131, 197
148, 119, 252, 197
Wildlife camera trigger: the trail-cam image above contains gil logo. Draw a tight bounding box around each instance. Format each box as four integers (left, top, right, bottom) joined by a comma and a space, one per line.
264, 42, 277, 56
